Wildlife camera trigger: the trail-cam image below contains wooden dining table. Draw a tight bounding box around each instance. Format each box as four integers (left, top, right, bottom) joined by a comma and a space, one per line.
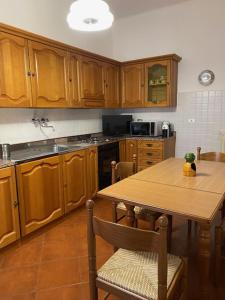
97, 157, 225, 299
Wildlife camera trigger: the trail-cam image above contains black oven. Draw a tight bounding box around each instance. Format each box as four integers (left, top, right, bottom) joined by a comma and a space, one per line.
98, 142, 119, 190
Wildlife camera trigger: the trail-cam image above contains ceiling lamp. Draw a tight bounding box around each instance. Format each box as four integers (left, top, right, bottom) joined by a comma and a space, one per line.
67, 0, 114, 32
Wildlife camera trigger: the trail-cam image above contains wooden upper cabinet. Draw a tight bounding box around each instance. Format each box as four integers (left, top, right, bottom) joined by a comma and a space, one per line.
63, 150, 87, 213
16, 156, 64, 236
0, 166, 20, 248
121, 63, 145, 108
104, 63, 120, 108
69, 52, 81, 107
86, 147, 98, 199
28, 41, 70, 107
0, 32, 32, 107
145, 59, 172, 107
79, 56, 105, 107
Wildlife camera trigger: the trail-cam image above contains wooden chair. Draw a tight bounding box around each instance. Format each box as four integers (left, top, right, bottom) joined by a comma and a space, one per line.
86, 199, 187, 300
111, 154, 161, 231
187, 147, 225, 233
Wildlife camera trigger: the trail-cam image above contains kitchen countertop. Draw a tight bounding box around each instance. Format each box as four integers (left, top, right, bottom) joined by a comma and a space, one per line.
2, 134, 175, 165
0, 159, 14, 169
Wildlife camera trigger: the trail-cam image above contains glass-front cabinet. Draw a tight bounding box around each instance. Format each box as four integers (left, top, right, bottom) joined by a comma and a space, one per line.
145, 60, 171, 107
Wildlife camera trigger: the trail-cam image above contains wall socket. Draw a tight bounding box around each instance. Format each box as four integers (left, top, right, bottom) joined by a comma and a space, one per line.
188, 118, 195, 123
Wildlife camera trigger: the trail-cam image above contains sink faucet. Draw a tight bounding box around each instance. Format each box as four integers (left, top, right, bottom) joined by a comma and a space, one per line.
32, 118, 55, 130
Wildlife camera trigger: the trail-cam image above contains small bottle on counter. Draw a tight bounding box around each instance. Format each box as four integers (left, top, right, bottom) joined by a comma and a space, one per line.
1, 143, 11, 160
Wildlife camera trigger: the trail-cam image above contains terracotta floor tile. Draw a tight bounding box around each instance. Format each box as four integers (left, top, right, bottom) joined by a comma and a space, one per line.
37, 258, 80, 290
0, 266, 38, 296
41, 239, 77, 262
1, 242, 43, 269
35, 284, 84, 300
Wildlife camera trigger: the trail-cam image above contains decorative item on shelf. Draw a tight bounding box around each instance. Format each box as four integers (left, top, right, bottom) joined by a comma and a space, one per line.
183, 153, 196, 177
198, 70, 215, 86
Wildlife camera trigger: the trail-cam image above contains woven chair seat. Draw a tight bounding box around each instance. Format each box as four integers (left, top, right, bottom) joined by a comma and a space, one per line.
98, 248, 182, 300
117, 202, 158, 217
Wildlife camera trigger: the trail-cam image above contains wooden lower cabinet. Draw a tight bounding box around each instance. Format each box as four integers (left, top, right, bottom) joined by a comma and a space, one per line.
119, 140, 126, 161
137, 137, 176, 170
86, 147, 98, 199
126, 139, 137, 162
16, 156, 64, 236
0, 166, 20, 248
63, 150, 87, 213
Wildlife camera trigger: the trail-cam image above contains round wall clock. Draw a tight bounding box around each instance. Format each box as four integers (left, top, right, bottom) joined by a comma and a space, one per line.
198, 70, 215, 86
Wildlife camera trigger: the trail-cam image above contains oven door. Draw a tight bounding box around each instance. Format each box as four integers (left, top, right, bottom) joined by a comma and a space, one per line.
98, 142, 119, 190
130, 122, 150, 136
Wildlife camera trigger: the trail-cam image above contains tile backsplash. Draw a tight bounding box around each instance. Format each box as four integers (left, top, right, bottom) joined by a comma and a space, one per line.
107, 90, 225, 157
0, 90, 225, 158
0, 109, 103, 144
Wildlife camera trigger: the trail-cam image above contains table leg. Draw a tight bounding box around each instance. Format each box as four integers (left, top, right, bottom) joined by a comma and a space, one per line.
198, 222, 212, 299
124, 204, 135, 227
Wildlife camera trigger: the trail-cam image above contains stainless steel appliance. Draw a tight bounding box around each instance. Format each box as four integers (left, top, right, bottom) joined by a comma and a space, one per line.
130, 121, 162, 137
1, 144, 11, 160
162, 121, 172, 138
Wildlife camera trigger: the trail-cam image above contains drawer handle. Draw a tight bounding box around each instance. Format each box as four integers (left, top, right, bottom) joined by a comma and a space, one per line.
146, 153, 152, 156
146, 144, 153, 147
147, 161, 153, 165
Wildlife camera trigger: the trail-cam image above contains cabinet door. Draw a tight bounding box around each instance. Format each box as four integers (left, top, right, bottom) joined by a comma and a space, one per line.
126, 140, 137, 162
104, 63, 120, 108
69, 52, 81, 107
0, 167, 20, 248
145, 60, 171, 107
29, 41, 70, 107
119, 140, 126, 162
79, 56, 105, 107
0, 32, 32, 107
63, 150, 87, 213
16, 156, 64, 236
86, 147, 98, 199
121, 64, 145, 108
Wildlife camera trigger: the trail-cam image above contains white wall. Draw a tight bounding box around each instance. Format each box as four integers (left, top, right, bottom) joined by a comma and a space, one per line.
110, 0, 225, 156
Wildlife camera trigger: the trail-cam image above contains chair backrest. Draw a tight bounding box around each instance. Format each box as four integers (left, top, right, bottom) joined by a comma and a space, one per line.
197, 147, 225, 162
86, 199, 168, 299
111, 154, 137, 184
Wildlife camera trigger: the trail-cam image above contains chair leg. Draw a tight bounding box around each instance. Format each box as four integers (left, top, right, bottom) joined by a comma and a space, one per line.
215, 226, 222, 286
167, 215, 173, 252
112, 201, 117, 223
187, 220, 192, 235
182, 257, 188, 300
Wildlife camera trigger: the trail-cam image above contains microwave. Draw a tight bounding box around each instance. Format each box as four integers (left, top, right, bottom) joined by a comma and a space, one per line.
130, 121, 162, 137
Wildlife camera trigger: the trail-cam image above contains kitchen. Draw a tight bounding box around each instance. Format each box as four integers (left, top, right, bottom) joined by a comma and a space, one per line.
0, 0, 225, 299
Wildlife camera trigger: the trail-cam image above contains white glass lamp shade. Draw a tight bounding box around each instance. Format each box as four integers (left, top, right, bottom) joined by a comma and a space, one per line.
67, 0, 114, 31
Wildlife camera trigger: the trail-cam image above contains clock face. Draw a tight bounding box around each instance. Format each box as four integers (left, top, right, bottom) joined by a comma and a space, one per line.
198, 70, 215, 86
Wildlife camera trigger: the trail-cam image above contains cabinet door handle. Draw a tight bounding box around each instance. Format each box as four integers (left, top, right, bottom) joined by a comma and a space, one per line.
27, 71, 31, 76
146, 144, 153, 147
147, 161, 153, 165
32, 73, 35, 77
13, 200, 18, 207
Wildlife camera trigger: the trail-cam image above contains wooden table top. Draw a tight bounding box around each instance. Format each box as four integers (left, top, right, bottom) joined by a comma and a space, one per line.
98, 178, 222, 223
98, 158, 225, 223
132, 158, 225, 194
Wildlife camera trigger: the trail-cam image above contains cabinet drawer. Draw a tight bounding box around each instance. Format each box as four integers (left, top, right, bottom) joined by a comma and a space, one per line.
138, 140, 163, 149
138, 158, 162, 166
138, 148, 163, 159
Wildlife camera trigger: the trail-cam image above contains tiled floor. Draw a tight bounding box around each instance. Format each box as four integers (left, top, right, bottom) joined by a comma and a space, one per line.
0, 198, 224, 300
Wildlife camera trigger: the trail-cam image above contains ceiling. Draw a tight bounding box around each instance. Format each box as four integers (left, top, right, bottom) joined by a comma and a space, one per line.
106, 0, 190, 19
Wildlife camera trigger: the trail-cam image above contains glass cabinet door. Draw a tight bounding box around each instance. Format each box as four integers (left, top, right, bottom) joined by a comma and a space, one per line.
145, 60, 170, 106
